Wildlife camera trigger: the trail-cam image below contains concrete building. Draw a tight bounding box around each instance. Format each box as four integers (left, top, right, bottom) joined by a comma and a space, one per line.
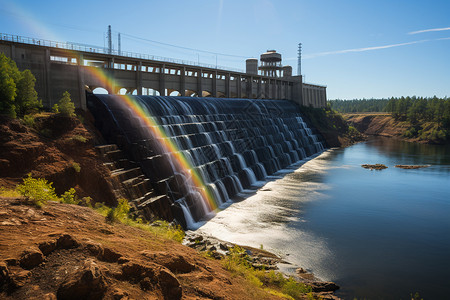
0, 33, 327, 109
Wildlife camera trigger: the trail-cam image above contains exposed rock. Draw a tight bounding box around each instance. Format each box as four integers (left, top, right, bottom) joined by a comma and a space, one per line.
19, 249, 44, 269
84, 241, 103, 256
159, 269, 182, 300
42, 293, 57, 300
10, 269, 31, 288
56, 234, 80, 249
38, 240, 57, 256
395, 164, 430, 169
139, 277, 153, 291
140, 251, 196, 273
56, 259, 107, 300
0, 261, 10, 289
111, 287, 128, 300
121, 261, 156, 281
100, 247, 121, 263
309, 281, 340, 292
361, 164, 387, 170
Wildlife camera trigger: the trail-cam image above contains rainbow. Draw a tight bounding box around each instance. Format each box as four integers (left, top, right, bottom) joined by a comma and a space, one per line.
86, 67, 218, 213
3, 0, 218, 217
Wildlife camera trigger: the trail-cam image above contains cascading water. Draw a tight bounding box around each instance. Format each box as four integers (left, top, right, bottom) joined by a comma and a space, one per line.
88, 95, 325, 229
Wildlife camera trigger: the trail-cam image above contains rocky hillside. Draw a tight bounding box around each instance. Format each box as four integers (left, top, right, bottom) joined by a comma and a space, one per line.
0, 113, 118, 205
0, 197, 281, 300
345, 114, 408, 137
346, 113, 450, 144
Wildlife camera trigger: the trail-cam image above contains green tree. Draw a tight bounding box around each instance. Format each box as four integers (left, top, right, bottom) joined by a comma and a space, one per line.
15, 69, 42, 116
0, 53, 41, 118
0, 53, 19, 117
58, 91, 75, 117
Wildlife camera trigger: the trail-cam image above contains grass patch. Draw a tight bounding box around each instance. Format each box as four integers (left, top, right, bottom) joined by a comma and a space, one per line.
10, 175, 185, 243
72, 162, 81, 173
0, 187, 20, 197
223, 246, 313, 300
71, 135, 87, 143
94, 200, 185, 243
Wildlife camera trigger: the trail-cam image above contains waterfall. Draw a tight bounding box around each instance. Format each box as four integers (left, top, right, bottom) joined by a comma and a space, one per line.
88, 95, 326, 229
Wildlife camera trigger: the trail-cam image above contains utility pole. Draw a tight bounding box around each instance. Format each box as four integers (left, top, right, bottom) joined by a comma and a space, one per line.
107, 25, 112, 54
118, 32, 121, 56
297, 43, 302, 76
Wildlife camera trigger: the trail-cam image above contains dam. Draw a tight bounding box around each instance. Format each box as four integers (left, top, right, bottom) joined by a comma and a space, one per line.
88, 94, 325, 228
0, 33, 327, 110
1, 32, 328, 228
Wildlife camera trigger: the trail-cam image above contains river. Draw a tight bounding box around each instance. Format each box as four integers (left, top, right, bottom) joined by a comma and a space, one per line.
197, 137, 450, 299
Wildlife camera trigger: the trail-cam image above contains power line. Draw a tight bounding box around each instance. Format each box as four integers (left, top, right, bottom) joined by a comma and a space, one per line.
119, 32, 250, 59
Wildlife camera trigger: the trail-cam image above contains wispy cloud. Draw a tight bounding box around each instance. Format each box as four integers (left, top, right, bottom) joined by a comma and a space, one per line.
302, 40, 429, 59
409, 27, 450, 35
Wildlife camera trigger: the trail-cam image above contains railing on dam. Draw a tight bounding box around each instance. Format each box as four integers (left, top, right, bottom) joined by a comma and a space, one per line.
0, 32, 244, 73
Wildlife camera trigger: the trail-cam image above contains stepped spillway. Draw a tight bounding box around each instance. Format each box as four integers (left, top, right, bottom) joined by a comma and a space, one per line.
88, 95, 325, 228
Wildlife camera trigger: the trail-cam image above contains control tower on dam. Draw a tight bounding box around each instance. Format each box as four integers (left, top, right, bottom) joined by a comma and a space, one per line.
0, 33, 327, 109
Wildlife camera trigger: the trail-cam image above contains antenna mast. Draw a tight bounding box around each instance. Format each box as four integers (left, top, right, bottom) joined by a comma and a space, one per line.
118, 32, 121, 56
107, 25, 112, 54
297, 43, 302, 76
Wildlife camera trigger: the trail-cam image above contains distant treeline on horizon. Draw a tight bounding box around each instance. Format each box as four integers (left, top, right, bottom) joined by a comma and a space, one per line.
329, 97, 450, 142
329, 96, 449, 114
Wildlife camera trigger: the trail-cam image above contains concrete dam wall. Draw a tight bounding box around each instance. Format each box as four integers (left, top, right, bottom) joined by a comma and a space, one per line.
88, 95, 325, 228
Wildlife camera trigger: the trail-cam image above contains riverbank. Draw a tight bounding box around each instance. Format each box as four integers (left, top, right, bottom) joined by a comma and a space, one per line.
183, 232, 340, 299
345, 113, 449, 145
300, 106, 366, 148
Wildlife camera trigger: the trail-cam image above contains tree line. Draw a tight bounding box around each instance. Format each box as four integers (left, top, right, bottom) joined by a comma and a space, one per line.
329, 96, 450, 143
328, 99, 390, 113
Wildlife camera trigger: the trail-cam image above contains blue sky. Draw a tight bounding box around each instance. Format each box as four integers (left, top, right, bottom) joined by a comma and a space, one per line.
1, 0, 449, 99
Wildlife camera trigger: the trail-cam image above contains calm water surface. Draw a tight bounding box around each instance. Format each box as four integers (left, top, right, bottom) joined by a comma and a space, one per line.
198, 137, 450, 299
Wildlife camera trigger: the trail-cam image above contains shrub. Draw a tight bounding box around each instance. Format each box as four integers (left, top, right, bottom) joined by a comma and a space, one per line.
58, 91, 75, 117
39, 128, 52, 138
23, 114, 35, 128
16, 174, 58, 207
105, 198, 130, 223
60, 188, 80, 204
72, 162, 81, 173
52, 103, 59, 113
281, 278, 312, 299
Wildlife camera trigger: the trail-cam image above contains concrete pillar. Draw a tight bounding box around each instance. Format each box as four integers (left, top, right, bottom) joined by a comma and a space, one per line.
180, 67, 186, 96
265, 79, 270, 99
159, 64, 166, 96
212, 70, 217, 97
225, 73, 230, 98
44, 48, 51, 107
237, 75, 242, 98
277, 80, 283, 99
10, 44, 16, 60
136, 61, 142, 95
197, 69, 203, 97
257, 77, 262, 98
292, 76, 302, 106
246, 76, 252, 98
77, 54, 86, 109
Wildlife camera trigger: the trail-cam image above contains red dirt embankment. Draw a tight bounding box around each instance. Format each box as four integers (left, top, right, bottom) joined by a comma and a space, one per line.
345, 114, 410, 140
0, 114, 117, 205
0, 197, 278, 300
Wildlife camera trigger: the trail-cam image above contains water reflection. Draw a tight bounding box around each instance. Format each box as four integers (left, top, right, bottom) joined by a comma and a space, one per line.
198, 137, 450, 299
